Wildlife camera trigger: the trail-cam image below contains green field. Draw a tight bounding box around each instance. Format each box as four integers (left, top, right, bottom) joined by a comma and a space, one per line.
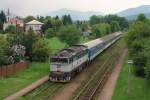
112, 56, 150, 100
0, 36, 90, 99
0, 63, 49, 99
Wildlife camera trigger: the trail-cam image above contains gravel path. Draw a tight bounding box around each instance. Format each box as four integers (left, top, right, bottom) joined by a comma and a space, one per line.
97, 49, 128, 100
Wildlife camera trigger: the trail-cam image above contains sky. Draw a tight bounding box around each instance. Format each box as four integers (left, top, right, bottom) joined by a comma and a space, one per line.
0, 0, 150, 16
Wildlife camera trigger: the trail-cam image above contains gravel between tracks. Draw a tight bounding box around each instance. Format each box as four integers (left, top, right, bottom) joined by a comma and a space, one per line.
97, 48, 128, 100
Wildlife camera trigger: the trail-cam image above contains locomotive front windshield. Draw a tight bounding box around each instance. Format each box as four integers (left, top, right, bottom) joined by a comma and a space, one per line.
50, 58, 68, 63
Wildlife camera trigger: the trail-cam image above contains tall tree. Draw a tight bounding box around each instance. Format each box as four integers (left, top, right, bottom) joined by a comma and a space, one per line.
0, 11, 6, 30
89, 15, 100, 25
137, 13, 148, 22
24, 16, 36, 23
62, 15, 73, 25
110, 21, 120, 32
42, 20, 53, 33
58, 25, 80, 46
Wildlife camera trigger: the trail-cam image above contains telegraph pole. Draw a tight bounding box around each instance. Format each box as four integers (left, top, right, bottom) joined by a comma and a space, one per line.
127, 60, 133, 96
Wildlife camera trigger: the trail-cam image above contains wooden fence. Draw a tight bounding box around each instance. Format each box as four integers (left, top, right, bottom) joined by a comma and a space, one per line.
0, 62, 29, 77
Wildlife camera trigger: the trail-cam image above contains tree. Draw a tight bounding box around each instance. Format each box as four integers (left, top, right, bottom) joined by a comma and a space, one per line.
62, 15, 73, 25
0, 36, 9, 66
58, 25, 80, 46
32, 38, 50, 62
5, 25, 16, 34
52, 19, 63, 31
91, 23, 111, 38
104, 15, 128, 30
89, 15, 128, 30
137, 14, 148, 22
45, 28, 55, 39
0, 11, 6, 30
55, 15, 59, 20
89, 15, 100, 25
24, 16, 36, 23
110, 21, 120, 32
37, 16, 45, 22
67, 15, 73, 24
7, 32, 38, 61
143, 38, 150, 80
42, 19, 53, 33
126, 19, 150, 77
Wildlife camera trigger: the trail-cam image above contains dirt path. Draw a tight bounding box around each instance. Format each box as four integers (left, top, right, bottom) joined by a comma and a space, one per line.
97, 49, 128, 100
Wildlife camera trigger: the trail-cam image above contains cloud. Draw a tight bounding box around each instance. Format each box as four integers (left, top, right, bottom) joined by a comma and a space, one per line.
0, 0, 150, 16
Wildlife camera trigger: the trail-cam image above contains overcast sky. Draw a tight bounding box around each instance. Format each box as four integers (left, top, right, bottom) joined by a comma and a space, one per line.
0, 0, 150, 16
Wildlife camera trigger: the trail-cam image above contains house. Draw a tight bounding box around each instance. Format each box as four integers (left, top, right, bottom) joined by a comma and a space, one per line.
3, 9, 24, 30
82, 30, 92, 36
25, 20, 44, 35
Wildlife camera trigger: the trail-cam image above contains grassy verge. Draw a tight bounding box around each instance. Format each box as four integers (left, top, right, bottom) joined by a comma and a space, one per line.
112, 55, 150, 100
0, 62, 49, 99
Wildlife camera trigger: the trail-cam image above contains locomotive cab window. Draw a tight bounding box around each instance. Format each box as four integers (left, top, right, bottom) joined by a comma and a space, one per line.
50, 58, 69, 63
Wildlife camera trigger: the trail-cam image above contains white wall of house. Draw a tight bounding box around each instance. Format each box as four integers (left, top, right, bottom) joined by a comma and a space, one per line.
25, 20, 44, 35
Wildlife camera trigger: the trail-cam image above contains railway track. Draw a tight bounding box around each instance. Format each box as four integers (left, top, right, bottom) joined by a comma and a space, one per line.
73, 50, 121, 100
24, 81, 64, 100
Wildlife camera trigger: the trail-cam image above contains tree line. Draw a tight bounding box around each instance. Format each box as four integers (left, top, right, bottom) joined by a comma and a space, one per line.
126, 14, 150, 80
90, 15, 128, 38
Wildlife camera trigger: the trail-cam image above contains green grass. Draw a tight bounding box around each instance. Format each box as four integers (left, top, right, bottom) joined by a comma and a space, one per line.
0, 62, 49, 99
112, 56, 150, 100
44, 37, 67, 53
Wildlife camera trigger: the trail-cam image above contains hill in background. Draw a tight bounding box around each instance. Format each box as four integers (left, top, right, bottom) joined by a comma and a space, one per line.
46, 9, 103, 21
117, 5, 150, 20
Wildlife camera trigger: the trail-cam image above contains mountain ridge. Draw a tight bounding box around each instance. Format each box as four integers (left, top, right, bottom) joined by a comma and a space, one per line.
117, 5, 150, 17
46, 9, 103, 20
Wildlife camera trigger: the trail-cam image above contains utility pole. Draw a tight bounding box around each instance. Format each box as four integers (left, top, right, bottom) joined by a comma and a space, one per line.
127, 60, 133, 96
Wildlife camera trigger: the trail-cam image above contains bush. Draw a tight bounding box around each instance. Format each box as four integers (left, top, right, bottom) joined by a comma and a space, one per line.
5, 25, 16, 34
45, 28, 54, 39
32, 38, 50, 62
0, 35, 10, 66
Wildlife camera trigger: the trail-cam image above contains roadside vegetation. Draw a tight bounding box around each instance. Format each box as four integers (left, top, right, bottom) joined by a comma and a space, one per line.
125, 14, 150, 80
112, 55, 150, 100
112, 14, 150, 100
0, 63, 49, 99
